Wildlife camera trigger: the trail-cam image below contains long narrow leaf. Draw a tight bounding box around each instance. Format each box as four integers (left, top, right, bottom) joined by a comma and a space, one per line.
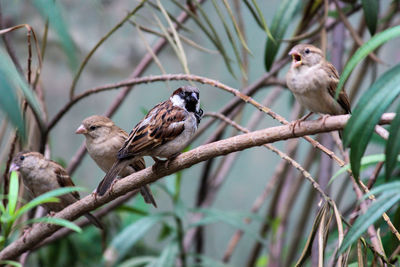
0, 47, 44, 134
329, 154, 398, 184
221, 0, 252, 54
337, 25, 400, 94
361, 0, 379, 35
104, 215, 163, 265
385, 104, 400, 179
189, 208, 265, 244
0, 260, 22, 267
338, 193, 400, 255
0, 70, 25, 137
343, 63, 400, 178
7, 171, 19, 216
296, 202, 329, 266
23, 217, 82, 233
152, 241, 178, 267
32, 0, 77, 69
14, 187, 85, 220
118, 257, 156, 267
250, 0, 274, 41
264, 0, 300, 70
364, 181, 400, 198
171, 0, 234, 76
211, 0, 247, 78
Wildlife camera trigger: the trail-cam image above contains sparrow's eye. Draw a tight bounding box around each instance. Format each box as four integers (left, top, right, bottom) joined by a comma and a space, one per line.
89, 126, 97, 131
20, 155, 25, 161
305, 48, 310, 54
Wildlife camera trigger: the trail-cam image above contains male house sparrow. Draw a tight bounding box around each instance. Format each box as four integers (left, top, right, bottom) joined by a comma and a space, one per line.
10, 151, 103, 229
96, 85, 203, 196
75, 115, 157, 207
285, 44, 351, 123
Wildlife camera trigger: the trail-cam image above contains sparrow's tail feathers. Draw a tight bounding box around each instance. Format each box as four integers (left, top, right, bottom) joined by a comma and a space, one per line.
96, 160, 126, 196
84, 212, 103, 229
140, 185, 157, 208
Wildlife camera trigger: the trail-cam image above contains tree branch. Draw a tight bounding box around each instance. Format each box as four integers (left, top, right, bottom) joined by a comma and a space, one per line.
0, 113, 394, 260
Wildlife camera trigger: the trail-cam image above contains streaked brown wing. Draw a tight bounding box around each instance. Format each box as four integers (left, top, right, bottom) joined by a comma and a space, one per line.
324, 62, 351, 114
53, 163, 80, 200
118, 101, 187, 159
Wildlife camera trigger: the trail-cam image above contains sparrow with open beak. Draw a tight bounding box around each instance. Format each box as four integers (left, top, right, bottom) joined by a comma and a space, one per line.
75, 115, 157, 207
285, 44, 351, 127
96, 85, 203, 196
10, 151, 103, 229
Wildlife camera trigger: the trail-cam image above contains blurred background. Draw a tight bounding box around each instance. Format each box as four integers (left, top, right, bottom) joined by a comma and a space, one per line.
0, 0, 399, 266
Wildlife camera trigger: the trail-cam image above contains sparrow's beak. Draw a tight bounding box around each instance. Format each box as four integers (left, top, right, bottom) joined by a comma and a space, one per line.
75, 124, 88, 134
9, 163, 19, 172
289, 49, 302, 68
191, 92, 198, 101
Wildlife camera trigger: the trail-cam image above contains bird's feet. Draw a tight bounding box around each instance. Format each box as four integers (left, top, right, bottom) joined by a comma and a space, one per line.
152, 154, 180, 169
318, 114, 330, 126
109, 179, 119, 194
291, 112, 314, 135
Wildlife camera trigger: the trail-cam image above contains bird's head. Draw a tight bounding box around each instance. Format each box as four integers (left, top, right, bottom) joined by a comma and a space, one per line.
170, 85, 201, 114
76, 115, 115, 140
10, 151, 44, 175
289, 44, 323, 68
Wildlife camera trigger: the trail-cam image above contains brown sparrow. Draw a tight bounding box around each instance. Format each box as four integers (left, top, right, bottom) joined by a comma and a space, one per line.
9, 151, 103, 229
96, 85, 203, 196
75, 115, 157, 207
286, 44, 351, 123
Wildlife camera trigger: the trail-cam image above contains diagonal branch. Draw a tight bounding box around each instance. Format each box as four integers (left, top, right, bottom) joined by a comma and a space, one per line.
0, 113, 394, 260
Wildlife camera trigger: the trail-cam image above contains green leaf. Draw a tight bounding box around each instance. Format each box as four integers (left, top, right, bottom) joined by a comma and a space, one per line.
116, 205, 149, 216
364, 181, 400, 198
105, 215, 163, 265
189, 208, 265, 244
211, 0, 247, 78
14, 187, 85, 221
250, 0, 274, 42
329, 154, 399, 184
32, 0, 78, 69
0, 260, 22, 267
0, 47, 44, 138
152, 241, 178, 267
385, 105, 400, 179
343, 63, 400, 178
24, 217, 82, 233
7, 171, 19, 216
338, 192, 400, 255
0, 70, 25, 138
361, 0, 379, 35
171, 0, 235, 76
264, 0, 300, 70
337, 25, 400, 94
118, 257, 156, 267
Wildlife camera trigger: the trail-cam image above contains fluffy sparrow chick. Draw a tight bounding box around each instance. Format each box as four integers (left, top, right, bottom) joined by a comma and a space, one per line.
96, 85, 203, 196
75, 115, 157, 207
10, 151, 103, 229
286, 44, 351, 117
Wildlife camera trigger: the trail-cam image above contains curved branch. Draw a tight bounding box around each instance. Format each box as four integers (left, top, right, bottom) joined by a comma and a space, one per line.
47, 72, 287, 132
0, 113, 394, 260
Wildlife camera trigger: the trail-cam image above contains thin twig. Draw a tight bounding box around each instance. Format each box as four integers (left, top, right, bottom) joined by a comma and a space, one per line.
68, 0, 148, 99
332, 0, 383, 64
